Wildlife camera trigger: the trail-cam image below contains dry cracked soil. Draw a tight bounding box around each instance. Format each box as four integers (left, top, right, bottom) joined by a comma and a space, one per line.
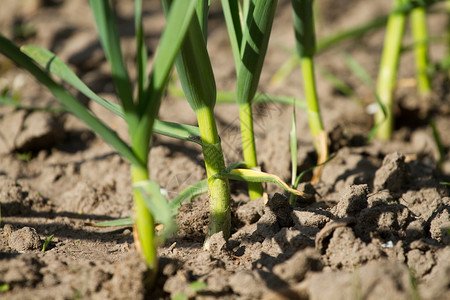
0, 0, 449, 299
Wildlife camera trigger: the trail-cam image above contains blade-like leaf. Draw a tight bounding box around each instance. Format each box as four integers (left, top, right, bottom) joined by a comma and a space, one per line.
153, 119, 202, 145
0, 96, 65, 112
253, 92, 307, 108
20, 45, 203, 145
0, 33, 145, 169
242, 0, 251, 30
343, 54, 387, 141
148, 0, 198, 96
169, 0, 217, 112
133, 0, 198, 157
316, 15, 387, 53
221, 0, 243, 71
227, 161, 247, 170
270, 56, 300, 86
21, 45, 125, 118
236, 0, 278, 105
293, 154, 336, 188
169, 179, 208, 215
41, 234, 54, 252
89, 0, 137, 130
0, 94, 200, 147
89, 218, 134, 227
292, 0, 316, 58
343, 53, 376, 89
134, 180, 177, 238
318, 66, 357, 100
196, 0, 210, 40
135, 0, 148, 102
169, 83, 307, 108
213, 168, 308, 197
168, 161, 245, 216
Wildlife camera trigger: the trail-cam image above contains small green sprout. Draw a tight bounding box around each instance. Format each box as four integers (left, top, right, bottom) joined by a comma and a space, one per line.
0, 284, 10, 293
72, 289, 83, 300
173, 281, 207, 300
289, 154, 336, 205
14, 152, 32, 162
430, 119, 445, 171
12, 21, 36, 40
409, 268, 421, 300
42, 234, 55, 252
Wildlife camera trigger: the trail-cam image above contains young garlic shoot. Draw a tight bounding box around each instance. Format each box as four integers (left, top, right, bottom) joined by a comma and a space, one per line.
410, 4, 432, 96
375, 0, 408, 140
221, 0, 278, 200
162, 0, 232, 248
291, 0, 328, 182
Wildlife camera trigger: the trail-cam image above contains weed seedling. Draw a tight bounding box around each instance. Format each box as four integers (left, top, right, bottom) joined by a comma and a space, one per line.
42, 234, 55, 253
14, 152, 32, 162
0, 284, 10, 293
430, 118, 445, 171
172, 281, 207, 300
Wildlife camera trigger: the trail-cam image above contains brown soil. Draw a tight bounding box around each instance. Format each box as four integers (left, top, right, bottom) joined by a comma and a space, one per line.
1, 1, 449, 299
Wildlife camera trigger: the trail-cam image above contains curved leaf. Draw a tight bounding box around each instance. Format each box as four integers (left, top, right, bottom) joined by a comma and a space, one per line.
20, 45, 202, 145
169, 179, 208, 214
21, 45, 125, 118
213, 168, 309, 197
89, 0, 136, 130
0, 34, 145, 169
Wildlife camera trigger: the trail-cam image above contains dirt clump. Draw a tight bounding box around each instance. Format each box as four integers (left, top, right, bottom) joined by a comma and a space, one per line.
8, 226, 42, 251
0, 0, 449, 299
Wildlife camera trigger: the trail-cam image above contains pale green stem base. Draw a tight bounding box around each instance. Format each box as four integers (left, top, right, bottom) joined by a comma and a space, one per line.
411, 6, 431, 95
197, 106, 231, 249
131, 166, 157, 278
238, 103, 264, 200
375, 0, 407, 140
